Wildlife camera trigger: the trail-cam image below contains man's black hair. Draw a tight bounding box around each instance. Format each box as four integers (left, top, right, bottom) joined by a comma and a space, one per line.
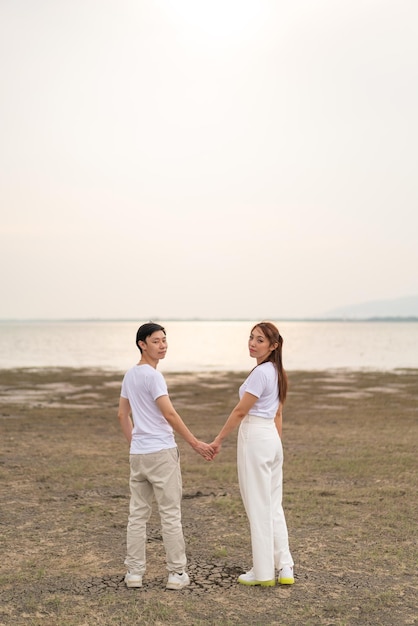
136, 322, 166, 352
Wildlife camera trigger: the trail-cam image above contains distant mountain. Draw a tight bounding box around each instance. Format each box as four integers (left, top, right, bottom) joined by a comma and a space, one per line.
321, 294, 418, 319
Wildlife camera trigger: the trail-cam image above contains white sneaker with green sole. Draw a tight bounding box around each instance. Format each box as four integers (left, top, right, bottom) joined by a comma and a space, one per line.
278, 565, 294, 585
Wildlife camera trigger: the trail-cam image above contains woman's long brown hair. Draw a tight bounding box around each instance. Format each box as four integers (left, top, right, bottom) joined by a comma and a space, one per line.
251, 321, 288, 404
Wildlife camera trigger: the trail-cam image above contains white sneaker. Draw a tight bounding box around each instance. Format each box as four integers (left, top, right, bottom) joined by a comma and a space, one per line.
238, 569, 275, 587
166, 571, 190, 590
124, 572, 143, 588
278, 565, 294, 585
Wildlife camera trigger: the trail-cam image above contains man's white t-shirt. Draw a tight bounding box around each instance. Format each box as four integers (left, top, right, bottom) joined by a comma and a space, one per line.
239, 361, 279, 418
120, 364, 176, 454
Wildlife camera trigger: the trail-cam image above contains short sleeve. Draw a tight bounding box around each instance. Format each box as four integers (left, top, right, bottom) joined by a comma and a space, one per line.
148, 370, 168, 400
243, 367, 268, 399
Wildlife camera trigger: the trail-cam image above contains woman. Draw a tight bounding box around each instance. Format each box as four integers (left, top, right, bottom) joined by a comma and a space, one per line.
211, 321, 294, 587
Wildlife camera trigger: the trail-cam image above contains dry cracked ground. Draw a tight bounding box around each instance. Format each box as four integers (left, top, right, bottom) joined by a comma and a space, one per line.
0, 367, 417, 626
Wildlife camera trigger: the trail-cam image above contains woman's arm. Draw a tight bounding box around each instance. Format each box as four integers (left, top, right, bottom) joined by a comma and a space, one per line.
211, 392, 258, 452
274, 403, 283, 438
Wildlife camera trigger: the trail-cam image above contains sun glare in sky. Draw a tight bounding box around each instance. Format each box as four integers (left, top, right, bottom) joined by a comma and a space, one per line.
160, 0, 266, 43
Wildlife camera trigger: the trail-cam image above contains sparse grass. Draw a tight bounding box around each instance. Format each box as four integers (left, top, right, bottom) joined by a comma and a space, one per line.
182, 461, 238, 484
212, 493, 245, 516
213, 545, 228, 558
1, 368, 417, 626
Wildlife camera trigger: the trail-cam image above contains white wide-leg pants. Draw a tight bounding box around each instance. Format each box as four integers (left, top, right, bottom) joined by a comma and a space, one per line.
237, 414, 294, 581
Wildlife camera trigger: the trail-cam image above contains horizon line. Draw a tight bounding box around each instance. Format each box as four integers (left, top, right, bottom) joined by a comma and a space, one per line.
1, 316, 418, 323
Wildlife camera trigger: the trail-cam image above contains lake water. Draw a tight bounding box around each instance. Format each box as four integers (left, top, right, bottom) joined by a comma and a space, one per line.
0, 320, 417, 372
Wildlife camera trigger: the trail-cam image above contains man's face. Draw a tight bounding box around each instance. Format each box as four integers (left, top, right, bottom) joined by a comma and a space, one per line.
139, 330, 167, 360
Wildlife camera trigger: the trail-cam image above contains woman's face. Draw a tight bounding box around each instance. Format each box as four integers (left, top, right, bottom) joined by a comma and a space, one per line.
248, 326, 275, 363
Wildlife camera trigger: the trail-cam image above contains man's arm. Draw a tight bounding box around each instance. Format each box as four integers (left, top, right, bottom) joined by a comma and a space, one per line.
156, 395, 213, 460
118, 396, 133, 444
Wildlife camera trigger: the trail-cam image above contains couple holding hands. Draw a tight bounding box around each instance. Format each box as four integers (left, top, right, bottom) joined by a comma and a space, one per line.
117, 321, 294, 591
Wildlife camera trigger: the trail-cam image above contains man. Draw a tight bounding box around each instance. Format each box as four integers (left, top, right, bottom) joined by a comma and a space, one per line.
118, 322, 213, 590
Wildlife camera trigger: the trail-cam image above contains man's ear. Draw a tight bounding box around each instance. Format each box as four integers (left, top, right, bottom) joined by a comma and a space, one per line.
138, 339, 147, 351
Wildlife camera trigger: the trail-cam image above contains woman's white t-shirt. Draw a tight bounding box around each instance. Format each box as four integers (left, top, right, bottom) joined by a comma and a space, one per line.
120, 364, 176, 454
239, 361, 279, 418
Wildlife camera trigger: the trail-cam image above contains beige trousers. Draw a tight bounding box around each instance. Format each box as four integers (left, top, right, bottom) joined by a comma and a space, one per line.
125, 447, 187, 575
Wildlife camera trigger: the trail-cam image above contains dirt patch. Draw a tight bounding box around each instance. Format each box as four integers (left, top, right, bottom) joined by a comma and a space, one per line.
0, 367, 417, 626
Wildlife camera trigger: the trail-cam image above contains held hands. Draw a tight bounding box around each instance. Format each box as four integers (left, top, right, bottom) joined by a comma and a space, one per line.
193, 440, 221, 461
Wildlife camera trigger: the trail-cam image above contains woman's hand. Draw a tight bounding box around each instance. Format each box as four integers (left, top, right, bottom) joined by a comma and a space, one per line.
209, 439, 222, 458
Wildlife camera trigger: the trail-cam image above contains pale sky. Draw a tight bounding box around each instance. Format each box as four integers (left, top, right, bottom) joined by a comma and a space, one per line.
1, 0, 417, 320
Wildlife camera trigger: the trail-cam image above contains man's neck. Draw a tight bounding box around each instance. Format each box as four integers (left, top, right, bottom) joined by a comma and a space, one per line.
138, 355, 159, 369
